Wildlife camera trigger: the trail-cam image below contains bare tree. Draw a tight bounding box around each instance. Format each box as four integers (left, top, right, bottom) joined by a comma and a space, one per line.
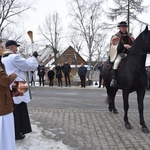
0, 0, 33, 38
67, 32, 83, 69
39, 11, 62, 66
106, 0, 149, 32
92, 33, 108, 69
68, 0, 106, 83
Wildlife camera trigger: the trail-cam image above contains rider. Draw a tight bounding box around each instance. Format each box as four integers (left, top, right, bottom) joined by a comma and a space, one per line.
109, 21, 134, 87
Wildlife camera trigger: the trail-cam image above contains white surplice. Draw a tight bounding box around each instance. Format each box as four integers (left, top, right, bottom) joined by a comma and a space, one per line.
0, 113, 16, 150
2, 53, 38, 104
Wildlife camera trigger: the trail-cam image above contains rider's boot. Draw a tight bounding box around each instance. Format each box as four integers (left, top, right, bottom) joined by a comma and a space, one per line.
110, 69, 117, 87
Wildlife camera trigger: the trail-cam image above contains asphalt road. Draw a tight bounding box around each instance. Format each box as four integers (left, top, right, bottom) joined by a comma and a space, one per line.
28, 86, 150, 111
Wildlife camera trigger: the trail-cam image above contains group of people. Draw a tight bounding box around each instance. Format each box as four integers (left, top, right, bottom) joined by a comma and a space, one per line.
31, 58, 89, 88
46, 62, 88, 88
0, 39, 39, 150
54, 61, 71, 87
36, 61, 72, 87
36, 61, 88, 88
47, 61, 71, 87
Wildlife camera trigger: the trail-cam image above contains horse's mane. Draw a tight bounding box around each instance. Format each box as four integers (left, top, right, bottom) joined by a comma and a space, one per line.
129, 26, 149, 54
130, 32, 143, 53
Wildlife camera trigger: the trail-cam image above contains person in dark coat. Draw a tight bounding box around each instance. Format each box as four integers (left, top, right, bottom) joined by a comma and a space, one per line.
98, 62, 104, 88
37, 63, 45, 86
55, 63, 63, 87
78, 63, 87, 88
47, 67, 55, 87
62, 61, 71, 87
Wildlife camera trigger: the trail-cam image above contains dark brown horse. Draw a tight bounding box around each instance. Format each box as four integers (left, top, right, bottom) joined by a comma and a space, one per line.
103, 26, 150, 133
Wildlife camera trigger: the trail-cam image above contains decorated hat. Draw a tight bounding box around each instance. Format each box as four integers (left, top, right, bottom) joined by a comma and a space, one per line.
117, 21, 128, 27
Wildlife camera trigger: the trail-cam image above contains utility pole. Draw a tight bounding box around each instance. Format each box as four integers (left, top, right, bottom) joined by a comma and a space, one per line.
127, 0, 130, 32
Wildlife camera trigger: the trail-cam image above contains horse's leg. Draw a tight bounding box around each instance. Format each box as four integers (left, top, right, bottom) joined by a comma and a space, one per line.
136, 89, 149, 133
107, 87, 118, 114
122, 90, 132, 129
107, 94, 114, 112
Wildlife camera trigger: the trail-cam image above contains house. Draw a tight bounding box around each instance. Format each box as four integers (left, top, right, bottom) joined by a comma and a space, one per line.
53, 46, 88, 83
35, 45, 87, 85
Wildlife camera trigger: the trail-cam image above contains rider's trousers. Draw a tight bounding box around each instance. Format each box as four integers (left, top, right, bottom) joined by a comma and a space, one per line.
113, 53, 127, 70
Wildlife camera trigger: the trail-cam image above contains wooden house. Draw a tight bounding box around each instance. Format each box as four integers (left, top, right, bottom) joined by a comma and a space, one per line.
53, 46, 88, 83
35, 45, 87, 85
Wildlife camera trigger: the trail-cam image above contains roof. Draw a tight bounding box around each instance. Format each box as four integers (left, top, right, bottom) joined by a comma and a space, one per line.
38, 45, 54, 64
54, 46, 87, 65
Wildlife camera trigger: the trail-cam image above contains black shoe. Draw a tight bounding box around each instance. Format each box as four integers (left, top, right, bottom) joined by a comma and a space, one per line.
109, 107, 112, 112
15, 134, 25, 140
110, 79, 117, 87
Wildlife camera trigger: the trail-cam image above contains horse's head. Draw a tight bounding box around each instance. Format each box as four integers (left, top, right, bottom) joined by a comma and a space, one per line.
133, 25, 150, 54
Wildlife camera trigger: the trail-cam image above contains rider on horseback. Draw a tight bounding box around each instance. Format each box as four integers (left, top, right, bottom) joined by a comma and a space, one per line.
109, 21, 134, 87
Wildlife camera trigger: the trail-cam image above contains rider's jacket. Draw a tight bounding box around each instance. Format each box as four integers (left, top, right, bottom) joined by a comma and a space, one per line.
109, 31, 134, 62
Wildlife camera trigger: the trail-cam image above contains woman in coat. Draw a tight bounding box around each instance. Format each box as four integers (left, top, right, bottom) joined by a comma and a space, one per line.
55, 63, 63, 87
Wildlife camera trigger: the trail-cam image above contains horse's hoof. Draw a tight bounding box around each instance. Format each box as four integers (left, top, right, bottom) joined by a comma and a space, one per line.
142, 127, 150, 133
125, 123, 132, 129
113, 109, 118, 114
109, 108, 112, 112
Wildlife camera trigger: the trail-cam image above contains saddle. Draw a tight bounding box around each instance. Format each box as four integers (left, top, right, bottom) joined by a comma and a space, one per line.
103, 59, 113, 71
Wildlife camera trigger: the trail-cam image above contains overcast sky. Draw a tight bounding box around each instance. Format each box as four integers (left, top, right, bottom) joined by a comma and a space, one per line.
24, 0, 69, 43
23, 0, 150, 45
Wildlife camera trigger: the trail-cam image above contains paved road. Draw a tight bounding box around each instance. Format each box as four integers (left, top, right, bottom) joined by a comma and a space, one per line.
28, 86, 150, 110
16, 86, 150, 150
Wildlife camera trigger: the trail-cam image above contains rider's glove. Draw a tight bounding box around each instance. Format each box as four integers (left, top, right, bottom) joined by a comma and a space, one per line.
32, 51, 38, 58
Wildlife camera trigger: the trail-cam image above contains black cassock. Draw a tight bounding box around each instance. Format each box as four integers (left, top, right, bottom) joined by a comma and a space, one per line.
13, 102, 32, 137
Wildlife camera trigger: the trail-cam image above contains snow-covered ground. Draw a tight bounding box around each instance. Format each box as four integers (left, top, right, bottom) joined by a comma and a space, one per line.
16, 123, 74, 150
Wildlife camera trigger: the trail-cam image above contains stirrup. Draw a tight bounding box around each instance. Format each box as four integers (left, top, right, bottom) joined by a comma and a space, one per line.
110, 79, 117, 87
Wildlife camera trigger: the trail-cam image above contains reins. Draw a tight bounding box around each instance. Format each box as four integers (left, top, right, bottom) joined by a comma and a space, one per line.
129, 51, 148, 55
121, 47, 148, 55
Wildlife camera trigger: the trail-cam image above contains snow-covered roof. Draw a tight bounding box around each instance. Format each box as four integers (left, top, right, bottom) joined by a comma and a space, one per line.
38, 45, 53, 63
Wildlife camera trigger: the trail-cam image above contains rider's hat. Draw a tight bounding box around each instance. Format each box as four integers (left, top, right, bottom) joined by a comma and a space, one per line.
117, 21, 128, 27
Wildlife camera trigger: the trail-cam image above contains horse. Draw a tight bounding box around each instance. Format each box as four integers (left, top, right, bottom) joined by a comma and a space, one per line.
103, 26, 150, 133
